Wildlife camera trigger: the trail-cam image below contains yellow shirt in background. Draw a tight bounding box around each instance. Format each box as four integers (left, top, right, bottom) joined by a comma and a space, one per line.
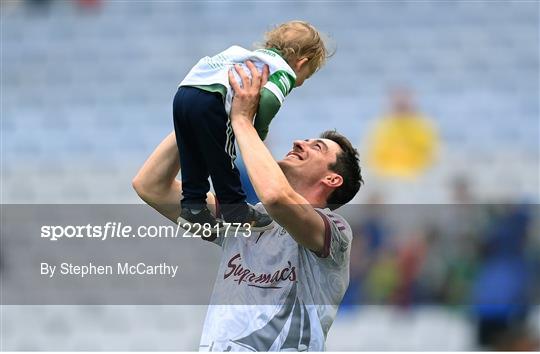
367, 113, 439, 179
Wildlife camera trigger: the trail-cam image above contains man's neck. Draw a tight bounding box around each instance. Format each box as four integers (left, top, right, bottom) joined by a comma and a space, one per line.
288, 179, 328, 209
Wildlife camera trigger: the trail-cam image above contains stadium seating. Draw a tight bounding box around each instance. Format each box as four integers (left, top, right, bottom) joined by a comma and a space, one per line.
1, 1, 538, 350
2, 1, 538, 204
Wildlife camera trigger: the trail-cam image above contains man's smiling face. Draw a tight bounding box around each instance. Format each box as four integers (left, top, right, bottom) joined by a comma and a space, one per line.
278, 138, 342, 185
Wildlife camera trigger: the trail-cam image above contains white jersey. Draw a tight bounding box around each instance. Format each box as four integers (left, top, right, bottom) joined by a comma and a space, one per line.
179, 45, 296, 116
199, 204, 352, 351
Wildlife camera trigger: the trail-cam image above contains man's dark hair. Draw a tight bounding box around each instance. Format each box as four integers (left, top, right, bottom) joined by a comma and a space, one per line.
320, 130, 364, 210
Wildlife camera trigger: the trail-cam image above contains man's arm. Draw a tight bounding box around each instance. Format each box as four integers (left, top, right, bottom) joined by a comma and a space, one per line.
228, 62, 326, 255
132, 131, 216, 223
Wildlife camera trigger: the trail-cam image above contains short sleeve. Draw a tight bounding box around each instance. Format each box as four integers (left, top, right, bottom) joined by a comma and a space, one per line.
314, 209, 352, 265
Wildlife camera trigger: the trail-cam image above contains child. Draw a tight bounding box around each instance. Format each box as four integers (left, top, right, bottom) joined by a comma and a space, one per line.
174, 20, 330, 231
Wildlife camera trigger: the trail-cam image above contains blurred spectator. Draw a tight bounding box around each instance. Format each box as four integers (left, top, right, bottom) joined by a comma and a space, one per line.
393, 232, 427, 307
438, 176, 482, 305
471, 204, 537, 350
25, 0, 52, 13
359, 193, 389, 255
76, 0, 101, 12
339, 234, 364, 313
451, 175, 474, 204
365, 87, 439, 179
341, 193, 390, 310
415, 226, 449, 304
365, 249, 399, 304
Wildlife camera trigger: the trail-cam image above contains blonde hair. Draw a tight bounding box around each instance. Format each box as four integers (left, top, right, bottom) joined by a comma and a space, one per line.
261, 21, 333, 74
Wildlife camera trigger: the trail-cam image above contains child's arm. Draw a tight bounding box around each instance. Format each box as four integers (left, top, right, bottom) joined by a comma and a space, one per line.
253, 70, 295, 140
254, 87, 281, 140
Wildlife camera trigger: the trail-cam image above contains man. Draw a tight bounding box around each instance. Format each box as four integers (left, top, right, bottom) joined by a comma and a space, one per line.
132, 61, 363, 351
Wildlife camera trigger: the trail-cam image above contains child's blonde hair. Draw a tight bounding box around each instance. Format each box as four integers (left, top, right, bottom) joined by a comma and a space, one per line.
261, 21, 332, 74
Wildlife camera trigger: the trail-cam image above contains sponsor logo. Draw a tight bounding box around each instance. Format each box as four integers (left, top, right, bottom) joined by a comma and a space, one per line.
224, 253, 296, 289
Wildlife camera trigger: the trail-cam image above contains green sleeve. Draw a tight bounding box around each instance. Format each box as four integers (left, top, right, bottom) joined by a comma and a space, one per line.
254, 87, 281, 141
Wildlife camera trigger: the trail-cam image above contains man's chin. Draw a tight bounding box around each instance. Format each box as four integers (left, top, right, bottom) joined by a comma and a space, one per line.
277, 159, 294, 173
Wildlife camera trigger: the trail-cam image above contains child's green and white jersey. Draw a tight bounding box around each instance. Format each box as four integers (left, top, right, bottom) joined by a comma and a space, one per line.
198, 203, 352, 351
179, 45, 296, 140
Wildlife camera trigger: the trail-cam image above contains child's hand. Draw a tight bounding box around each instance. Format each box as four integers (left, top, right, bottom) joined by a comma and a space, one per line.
228, 60, 269, 124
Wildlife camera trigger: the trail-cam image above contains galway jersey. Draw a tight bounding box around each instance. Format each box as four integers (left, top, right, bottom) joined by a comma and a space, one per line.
179, 46, 297, 140
198, 204, 352, 351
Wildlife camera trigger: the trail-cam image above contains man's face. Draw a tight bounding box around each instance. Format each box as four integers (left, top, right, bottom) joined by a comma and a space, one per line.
278, 138, 341, 184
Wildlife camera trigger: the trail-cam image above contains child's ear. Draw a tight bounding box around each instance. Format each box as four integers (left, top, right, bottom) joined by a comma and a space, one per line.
295, 57, 309, 72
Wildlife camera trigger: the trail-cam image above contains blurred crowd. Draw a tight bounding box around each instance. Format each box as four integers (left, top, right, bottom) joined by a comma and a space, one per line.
328, 86, 540, 351
4, 0, 102, 12
341, 183, 539, 350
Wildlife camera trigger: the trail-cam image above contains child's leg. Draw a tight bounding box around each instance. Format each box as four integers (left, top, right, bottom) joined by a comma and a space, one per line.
185, 89, 249, 221
173, 87, 210, 209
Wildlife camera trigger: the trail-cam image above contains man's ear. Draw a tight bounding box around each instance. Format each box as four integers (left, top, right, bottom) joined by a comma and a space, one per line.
295, 57, 309, 71
323, 173, 343, 189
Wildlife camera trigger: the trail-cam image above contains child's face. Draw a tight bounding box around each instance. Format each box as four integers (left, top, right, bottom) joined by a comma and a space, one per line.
293, 58, 314, 87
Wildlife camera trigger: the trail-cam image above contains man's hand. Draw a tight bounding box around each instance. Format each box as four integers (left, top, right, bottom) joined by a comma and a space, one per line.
228, 60, 269, 124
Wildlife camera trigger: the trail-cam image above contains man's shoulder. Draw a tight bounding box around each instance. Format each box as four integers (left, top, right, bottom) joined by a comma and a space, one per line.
254, 203, 352, 236
315, 208, 352, 231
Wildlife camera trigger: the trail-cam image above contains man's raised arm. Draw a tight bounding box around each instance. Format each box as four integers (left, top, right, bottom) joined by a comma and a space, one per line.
132, 131, 216, 223
228, 62, 326, 255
